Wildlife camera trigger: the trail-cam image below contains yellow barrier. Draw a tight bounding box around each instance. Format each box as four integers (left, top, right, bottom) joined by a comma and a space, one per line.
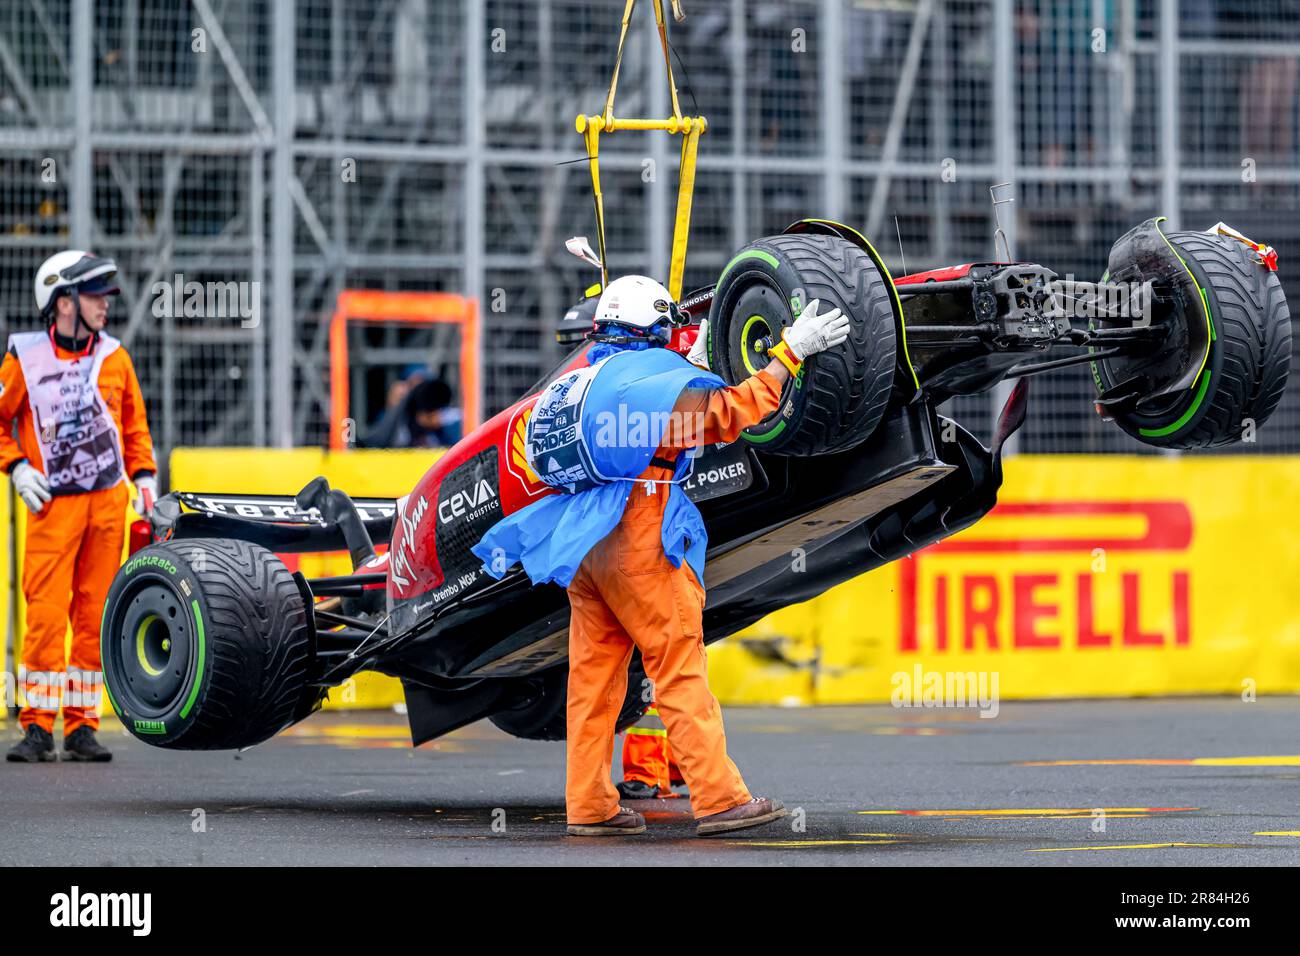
4, 493, 133, 723
707, 455, 1300, 704
168, 448, 442, 710
4, 449, 439, 722
8, 452, 1297, 723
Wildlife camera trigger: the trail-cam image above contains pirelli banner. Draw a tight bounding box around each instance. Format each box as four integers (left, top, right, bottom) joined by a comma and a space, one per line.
9, 451, 1295, 719
708, 455, 1300, 705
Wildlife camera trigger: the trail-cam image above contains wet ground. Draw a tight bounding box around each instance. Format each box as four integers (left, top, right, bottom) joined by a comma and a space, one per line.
3, 697, 1299, 865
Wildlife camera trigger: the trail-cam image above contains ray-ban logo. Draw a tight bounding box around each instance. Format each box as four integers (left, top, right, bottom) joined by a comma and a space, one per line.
49, 886, 151, 936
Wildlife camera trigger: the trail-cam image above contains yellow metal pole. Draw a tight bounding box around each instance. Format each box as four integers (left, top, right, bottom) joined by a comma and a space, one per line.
668, 120, 703, 299
577, 116, 702, 133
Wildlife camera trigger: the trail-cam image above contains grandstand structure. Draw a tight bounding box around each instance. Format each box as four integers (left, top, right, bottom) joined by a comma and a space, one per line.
1, 0, 1296, 460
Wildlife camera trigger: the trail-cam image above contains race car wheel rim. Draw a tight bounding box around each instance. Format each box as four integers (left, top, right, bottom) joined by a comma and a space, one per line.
109, 579, 192, 717
135, 614, 168, 677
719, 281, 791, 385
740, 314, 772, 375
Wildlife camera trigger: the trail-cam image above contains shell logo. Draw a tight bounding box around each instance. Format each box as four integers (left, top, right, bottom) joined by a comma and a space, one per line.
506, 402, 547, 496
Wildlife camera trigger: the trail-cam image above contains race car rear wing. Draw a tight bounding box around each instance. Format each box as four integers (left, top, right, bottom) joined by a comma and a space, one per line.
149, 477, 397, 561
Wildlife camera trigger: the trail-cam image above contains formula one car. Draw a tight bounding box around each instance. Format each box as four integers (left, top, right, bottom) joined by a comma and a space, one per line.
100, 216, 1290, 750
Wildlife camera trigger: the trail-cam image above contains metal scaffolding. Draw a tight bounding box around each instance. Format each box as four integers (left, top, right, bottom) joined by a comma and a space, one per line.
0, 0, 1297, 461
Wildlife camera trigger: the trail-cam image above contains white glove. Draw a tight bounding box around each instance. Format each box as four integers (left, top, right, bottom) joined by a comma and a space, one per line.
133, 474, 158, 516
783, 298, 850, 360
686, 319, 710, 369
12, 460, 51, 515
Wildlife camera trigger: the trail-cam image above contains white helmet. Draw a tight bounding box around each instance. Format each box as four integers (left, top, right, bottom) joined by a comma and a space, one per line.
34, 250, 120, 318
592, 275, 682, 337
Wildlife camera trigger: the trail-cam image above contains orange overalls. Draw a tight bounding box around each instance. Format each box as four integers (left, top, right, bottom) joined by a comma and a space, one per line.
0, 330, 156, 735
622, 698, 684, 796
565, 367, 782, 825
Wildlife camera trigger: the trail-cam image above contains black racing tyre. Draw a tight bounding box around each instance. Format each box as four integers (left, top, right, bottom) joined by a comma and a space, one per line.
489, 656, 650, 741
101, 538, 316, 750
1095, 231, 1291, 449
706, 233, 897, 456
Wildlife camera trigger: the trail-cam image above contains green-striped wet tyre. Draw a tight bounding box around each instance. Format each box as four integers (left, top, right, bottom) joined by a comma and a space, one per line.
707, 233, 897, 456
1094, 227, 1291, 449
101, 538, 317, 750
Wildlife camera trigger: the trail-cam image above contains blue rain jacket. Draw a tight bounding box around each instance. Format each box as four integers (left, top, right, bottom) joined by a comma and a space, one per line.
471, 344, 724, 588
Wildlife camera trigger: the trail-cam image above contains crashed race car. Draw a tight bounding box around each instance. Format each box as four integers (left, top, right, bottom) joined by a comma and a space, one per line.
100, 215, 1290, 751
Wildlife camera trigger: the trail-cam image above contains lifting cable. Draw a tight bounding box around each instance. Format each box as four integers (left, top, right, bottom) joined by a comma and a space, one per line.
576, 0, 706, 300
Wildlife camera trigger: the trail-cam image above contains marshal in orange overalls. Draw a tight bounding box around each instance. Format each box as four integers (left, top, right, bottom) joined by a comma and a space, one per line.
0, 331, 156, 735
565, 368, 782, 825
622, 697, 684, 796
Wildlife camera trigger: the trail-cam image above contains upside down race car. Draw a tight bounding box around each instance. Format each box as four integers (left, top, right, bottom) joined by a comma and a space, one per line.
100, 216, 1291, 750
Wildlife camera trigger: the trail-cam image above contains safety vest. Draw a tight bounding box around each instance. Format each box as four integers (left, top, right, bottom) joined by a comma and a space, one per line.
9, 330, 125, 495
524, 359, 608, 494
472, 345, 726, 588
525, 349, 704, 495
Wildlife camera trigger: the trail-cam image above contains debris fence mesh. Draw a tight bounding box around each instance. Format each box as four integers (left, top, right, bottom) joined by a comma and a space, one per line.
0, 0, 1296, 456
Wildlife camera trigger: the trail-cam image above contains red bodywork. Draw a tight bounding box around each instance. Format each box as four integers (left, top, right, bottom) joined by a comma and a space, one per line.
893, 264, 977, 285
386, 327, 703, 606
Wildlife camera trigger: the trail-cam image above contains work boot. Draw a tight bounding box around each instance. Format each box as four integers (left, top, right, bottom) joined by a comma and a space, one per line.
696, 797, 789, 837
62, 726, 113, 762
616, 779, 659, 800
6, 725, 56, 763
567, 806, 647, 837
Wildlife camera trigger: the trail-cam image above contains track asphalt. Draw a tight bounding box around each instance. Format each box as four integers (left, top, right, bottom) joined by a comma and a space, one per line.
3, 697, 1299, 866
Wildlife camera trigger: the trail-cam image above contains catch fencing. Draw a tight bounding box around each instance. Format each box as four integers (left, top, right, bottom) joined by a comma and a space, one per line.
1, 0, 1297, 459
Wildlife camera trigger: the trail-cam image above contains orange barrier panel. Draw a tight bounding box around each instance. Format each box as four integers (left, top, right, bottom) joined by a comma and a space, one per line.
329, 290, 480, 450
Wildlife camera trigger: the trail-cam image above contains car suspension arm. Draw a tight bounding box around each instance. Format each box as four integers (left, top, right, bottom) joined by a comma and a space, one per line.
1056, 326, 1166, 347
314, 607, 381, 632
1004, 347, 1123, 380
307, 572, 387, 597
